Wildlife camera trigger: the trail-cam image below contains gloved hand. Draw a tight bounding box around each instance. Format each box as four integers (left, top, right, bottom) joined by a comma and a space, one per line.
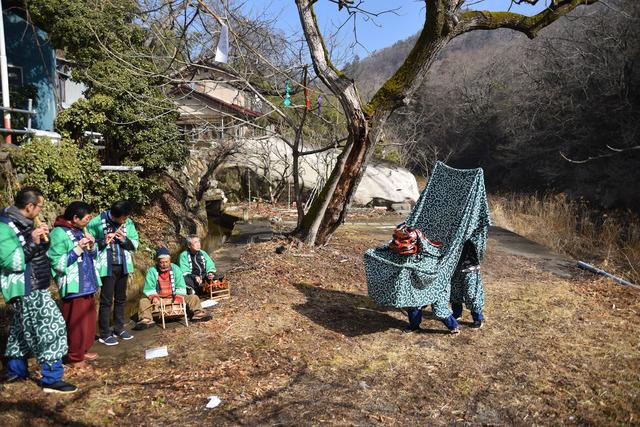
174, 295, 185, 304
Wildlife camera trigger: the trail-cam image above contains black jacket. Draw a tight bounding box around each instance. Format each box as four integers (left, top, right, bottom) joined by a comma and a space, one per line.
2, 206, 51, 291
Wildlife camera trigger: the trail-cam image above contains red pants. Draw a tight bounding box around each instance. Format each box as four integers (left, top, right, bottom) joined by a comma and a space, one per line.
61, 295, 97, 363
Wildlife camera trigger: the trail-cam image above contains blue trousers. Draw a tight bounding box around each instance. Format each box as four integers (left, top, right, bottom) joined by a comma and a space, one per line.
407, 307, 459, 330
452, 302, 484, 322
7, 358, 64, 385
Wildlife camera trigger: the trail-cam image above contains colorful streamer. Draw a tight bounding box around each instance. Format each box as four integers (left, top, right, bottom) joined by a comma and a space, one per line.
283, 80, 291, 107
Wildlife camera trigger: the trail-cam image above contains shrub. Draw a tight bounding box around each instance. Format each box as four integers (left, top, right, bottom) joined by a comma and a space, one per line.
10, 138, 164, 212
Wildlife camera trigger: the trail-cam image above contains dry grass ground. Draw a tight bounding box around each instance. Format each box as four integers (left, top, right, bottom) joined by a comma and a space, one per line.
491, 193, 640, 285
1, 223, 639, 426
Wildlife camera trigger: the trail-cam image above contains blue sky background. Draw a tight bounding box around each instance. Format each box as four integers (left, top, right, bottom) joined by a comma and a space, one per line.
242, 1, 548, 59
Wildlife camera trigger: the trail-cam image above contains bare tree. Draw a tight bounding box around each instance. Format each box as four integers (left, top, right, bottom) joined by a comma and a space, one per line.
292, 0, 600, 245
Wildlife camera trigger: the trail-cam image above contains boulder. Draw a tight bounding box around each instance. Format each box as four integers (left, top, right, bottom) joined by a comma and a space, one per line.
353, 164, 420, 206
217, 136, 420, 207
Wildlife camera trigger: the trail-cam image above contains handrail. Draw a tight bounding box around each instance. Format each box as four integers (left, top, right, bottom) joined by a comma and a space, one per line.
0, 105, 36, 115
0, 128, 35, 135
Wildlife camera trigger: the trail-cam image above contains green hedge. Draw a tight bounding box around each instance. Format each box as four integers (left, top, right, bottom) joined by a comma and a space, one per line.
10, 138, 163, 212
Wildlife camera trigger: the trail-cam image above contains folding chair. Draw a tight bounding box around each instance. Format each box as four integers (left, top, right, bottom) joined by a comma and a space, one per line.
153, 298, 189, 329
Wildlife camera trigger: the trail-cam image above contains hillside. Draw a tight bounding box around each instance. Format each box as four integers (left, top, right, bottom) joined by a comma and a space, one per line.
345, 2, 640, 214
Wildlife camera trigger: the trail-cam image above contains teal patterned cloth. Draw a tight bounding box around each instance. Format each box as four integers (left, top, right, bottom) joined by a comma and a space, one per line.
364, 162, 491, 317
5, 289, 68, 364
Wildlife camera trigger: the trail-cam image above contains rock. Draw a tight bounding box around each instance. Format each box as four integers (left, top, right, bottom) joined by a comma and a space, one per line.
353, 164, 420, 206
217, 136, 420, 207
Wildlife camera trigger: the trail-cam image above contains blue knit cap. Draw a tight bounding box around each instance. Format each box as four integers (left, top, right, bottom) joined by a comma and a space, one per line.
156, 247, 170, 259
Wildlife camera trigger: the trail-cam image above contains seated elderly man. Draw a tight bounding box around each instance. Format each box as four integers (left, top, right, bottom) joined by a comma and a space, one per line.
136, 248, 211, 329
178, 235, 217, 295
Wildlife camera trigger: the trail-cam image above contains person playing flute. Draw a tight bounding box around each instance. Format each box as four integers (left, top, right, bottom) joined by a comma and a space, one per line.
86, 200, 139, 346
0, 187, 77, 393
48, 201, 101, 369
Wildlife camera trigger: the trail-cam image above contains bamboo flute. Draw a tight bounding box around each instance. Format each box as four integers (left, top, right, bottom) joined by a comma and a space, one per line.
105, 223, 125, 245
33, 216, 49, 243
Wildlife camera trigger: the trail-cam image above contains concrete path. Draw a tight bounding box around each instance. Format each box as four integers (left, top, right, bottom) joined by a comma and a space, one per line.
342, 221, 576, 279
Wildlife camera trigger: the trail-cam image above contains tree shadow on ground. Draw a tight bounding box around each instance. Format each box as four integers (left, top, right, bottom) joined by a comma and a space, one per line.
0, 383, 94, 426
292, 283, 408, 337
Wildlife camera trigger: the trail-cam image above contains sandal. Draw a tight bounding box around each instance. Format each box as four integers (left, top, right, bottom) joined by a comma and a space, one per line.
191, 311, 212, 321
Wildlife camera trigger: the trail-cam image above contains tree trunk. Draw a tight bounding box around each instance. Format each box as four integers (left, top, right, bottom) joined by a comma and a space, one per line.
296, 116, 382, 244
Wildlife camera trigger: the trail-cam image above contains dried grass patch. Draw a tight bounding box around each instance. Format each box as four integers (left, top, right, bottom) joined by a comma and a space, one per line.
1, 224, 639, 425
490, 193, 640, 285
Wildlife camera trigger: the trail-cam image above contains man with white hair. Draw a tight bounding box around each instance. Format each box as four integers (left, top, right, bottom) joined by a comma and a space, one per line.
178, 235, 216, 295
135, 247, 210, 329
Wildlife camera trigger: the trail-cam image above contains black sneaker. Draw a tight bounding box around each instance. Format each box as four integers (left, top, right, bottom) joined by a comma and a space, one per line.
470, 320, 483, 329
133, 321, 156, 331
41, 380, 78, 394
114, 330, 134, 340
98, 335, 119, 346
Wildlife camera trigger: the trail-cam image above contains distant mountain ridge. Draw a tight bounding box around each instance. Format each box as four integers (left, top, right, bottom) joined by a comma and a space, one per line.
345, 29, 522, 101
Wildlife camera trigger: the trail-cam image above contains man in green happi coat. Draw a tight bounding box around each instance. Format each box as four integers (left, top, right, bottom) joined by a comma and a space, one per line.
86, 200, 139, 345
135, 248, 211, 329
0, 188, 76, 393
178, 235, 216, 295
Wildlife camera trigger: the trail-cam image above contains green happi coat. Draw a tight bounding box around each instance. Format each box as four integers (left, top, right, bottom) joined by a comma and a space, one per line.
143, 264, 187, 297
47, 227, 102, 298
86, 213, 139, 276
0, 222, 27, 302
178, 250, 216, 277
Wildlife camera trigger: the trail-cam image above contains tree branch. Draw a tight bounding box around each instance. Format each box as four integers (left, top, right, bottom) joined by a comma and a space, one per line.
295, 0, 364, 121
457, 0, 600, 39
560, 145, 640, 164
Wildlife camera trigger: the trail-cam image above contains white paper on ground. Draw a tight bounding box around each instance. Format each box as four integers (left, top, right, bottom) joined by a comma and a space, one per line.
206, 395, 221, 409
201, 299, 219, 308
145, 346, 168, 359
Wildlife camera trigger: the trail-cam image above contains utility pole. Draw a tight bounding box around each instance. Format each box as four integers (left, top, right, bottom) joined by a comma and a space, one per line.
0, 0, 11, 144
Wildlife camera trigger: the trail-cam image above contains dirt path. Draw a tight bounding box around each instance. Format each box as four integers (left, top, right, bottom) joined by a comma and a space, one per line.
1, 220, 638, 426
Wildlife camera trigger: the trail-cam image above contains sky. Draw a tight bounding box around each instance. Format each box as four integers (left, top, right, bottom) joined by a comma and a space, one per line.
242, 0, 548, 60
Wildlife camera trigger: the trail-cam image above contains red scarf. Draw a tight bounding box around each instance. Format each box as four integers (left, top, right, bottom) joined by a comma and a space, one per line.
157, 268, 173, 297
53, 216, 79, 229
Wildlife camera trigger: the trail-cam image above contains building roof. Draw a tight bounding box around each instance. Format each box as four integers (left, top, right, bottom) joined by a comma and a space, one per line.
171, 84, 264, 121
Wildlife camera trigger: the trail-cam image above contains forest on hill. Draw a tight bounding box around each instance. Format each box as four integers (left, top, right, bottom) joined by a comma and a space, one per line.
345, 0, 640, 213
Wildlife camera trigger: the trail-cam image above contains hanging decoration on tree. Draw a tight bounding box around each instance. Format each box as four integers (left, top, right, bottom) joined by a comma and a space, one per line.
283, 80, 291, 107
215, 24, 229, 63
317, 95, 322, 115
305, 87, 310, 111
